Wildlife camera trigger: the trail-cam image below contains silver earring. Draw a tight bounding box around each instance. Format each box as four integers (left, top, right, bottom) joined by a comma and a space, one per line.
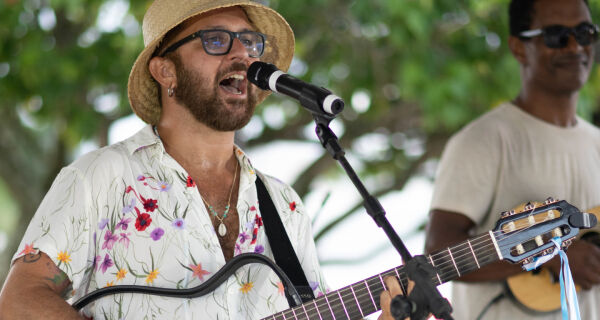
167, 87, 174, 97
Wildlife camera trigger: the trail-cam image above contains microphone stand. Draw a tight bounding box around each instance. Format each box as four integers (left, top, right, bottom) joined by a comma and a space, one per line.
310, 112, 453, 320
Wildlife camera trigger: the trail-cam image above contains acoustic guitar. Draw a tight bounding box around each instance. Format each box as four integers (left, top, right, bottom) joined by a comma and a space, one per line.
74, 199, 596, 319
506, 204, 600, 313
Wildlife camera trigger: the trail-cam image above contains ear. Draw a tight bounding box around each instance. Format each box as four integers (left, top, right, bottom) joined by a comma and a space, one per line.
508, 35, 527, 65
149, 56, 177, 89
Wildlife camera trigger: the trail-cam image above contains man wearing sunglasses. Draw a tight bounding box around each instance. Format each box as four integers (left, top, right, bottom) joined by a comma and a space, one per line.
425, 0, 600, 319
0, 0, 333, 319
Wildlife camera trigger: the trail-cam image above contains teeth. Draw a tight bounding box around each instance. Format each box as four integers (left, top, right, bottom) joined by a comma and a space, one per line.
229, 74, 244, 80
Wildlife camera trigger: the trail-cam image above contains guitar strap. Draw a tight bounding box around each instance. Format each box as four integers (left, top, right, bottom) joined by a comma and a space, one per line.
255, 175, 315, 305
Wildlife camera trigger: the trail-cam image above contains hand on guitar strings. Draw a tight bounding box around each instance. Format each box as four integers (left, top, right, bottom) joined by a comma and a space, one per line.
379, 276, 422, 320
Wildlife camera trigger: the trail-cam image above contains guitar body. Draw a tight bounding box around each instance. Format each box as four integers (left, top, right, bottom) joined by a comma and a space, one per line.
506, 205, 600, 313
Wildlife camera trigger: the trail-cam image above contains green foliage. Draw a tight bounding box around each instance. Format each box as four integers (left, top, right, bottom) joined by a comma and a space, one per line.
1, 0, 600, 280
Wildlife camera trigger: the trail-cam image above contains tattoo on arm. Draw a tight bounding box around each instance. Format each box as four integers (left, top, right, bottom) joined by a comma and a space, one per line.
22, 252, 42, 263
44, 262, 73, 299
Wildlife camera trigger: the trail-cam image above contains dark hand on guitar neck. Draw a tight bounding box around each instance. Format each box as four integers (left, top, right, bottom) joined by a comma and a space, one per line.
543, 238, 600, 290
425, 209, 525, 282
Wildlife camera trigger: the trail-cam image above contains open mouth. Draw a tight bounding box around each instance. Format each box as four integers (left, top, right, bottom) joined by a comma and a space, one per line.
219, 74, 245, 95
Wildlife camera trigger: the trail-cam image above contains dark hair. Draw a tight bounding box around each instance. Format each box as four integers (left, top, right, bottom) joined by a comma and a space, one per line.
509, 0, 590, 36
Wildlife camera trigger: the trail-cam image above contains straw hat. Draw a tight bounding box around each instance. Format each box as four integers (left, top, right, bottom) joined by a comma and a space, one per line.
127, 0, 295, 125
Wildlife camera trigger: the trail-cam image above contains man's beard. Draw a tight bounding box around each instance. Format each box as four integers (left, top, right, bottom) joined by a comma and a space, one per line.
171, 54, 257, 131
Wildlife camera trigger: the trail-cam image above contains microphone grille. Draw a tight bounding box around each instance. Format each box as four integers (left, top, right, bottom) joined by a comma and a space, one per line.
247, 61, 279, 90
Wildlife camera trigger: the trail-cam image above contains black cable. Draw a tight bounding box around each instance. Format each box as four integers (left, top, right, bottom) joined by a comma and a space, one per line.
72, 253, 302, 310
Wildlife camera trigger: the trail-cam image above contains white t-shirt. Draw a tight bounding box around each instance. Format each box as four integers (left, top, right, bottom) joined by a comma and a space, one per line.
431, 102, 600, 319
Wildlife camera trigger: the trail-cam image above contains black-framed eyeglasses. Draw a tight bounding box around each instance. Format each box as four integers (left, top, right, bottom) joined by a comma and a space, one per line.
159, 29, 266, 57
519, 22, 599, 49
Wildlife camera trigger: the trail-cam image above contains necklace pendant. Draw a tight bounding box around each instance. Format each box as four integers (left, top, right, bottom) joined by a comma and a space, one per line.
218, 223, 227, 237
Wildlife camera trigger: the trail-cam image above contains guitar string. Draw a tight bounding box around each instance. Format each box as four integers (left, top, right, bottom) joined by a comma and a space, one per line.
273, 227, 554, 320
270, 232, 538, 320
271, 236, 499, 320
268, 209, 564, 319
429, 210, 560, 271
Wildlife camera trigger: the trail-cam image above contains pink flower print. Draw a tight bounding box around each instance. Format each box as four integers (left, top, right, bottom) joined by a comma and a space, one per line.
189, 263, 211, 281
254, 245, 264, 254
238, 232, 250, 244
102, 230, 118, 250
150, 228, 164, 241
157, 181, 171, 192
172, 218, 185, 230
234, 243, 242, 255
122, 198, 136, 214
116, 217, 132, 231
119, 233, 131, 249
137, 175, 146, 181
18, 243, 36, 256
310, 281, 319, 291
98, 218, 109, 230
100, 254, 113, 273
250, 205, 256, 211
289, 201, 297, 211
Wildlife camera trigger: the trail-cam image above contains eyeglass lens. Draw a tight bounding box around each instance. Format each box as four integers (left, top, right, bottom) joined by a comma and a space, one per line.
544, 23, 598, 48
202, 30, 264, 57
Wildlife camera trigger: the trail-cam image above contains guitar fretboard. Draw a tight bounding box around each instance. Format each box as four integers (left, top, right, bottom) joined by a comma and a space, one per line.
262, 232, 500, 320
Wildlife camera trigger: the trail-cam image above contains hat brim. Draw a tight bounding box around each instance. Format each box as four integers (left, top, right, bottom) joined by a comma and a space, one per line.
127, 2, 294, 125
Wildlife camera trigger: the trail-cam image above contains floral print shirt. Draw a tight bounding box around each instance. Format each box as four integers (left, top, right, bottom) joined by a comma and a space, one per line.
13, 125, 327, 319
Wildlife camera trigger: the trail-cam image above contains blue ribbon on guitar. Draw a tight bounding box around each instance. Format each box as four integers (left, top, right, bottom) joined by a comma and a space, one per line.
523, 237, 580, 320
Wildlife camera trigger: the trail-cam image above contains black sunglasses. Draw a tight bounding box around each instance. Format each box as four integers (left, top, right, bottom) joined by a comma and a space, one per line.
519, 22, 599, 48
159, 29, 266, 57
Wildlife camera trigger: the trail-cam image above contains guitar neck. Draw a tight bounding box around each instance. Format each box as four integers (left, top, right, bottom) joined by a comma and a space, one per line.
263, 232, 501, 320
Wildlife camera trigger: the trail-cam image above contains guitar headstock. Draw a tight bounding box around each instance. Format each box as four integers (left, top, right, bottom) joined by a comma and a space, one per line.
493, 198, 597, 265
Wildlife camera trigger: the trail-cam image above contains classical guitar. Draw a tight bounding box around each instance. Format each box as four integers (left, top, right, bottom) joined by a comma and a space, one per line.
506, 204, 600, 313
74, 199, 596, 319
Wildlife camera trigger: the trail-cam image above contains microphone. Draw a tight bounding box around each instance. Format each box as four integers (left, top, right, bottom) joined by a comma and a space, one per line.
247, 61, 344, 117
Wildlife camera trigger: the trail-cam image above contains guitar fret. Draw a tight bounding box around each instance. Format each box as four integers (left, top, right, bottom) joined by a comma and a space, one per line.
350, 285, 364, 318
313, 299, 323, 320
301, 303, 309, 319
378, 273, 386, 289
428, 255, 443, 285
291, 306, 297, 319
467, 239, 481, 269
393, 266, 408, 293
363, 279, 378, 312
337, 291, 350, 319
323, 293, 336, 319
447, 247, 461, 277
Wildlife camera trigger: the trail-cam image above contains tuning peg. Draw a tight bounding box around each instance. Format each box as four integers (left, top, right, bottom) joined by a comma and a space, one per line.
524, 202, 536, 211
544, 197, 557, 204
501, 210, 516, 218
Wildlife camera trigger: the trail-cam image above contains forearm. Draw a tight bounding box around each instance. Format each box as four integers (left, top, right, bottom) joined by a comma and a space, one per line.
0, 285, 83, 320
0, 252, 84, 319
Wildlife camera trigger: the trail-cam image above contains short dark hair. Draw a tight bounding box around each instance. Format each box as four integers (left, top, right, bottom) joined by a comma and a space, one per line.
509, 0, 590, 36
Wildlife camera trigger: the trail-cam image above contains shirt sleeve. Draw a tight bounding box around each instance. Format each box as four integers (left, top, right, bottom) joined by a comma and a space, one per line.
430, 123, 502, 226
12, 166, 94, 301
